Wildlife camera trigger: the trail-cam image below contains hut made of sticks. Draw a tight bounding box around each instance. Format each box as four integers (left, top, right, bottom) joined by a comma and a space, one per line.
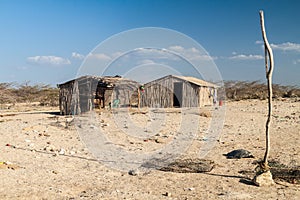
57, 75, 139, 115
140, 75, 217, 108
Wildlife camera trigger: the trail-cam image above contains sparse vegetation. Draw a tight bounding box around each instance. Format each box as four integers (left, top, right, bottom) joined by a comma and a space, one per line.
224, 80, 300, 101
0, 81, 299, 108
0, 82, 59, 106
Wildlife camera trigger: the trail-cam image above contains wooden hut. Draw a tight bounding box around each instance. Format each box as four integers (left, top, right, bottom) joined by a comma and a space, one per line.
140, 75, 217, 108
58, 75, 139, 115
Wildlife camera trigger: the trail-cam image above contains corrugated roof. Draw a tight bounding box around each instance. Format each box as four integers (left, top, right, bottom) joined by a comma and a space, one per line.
172, 75, 217, 88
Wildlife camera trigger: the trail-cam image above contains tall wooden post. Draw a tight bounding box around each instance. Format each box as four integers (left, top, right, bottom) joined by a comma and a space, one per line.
260, 10, 274, 171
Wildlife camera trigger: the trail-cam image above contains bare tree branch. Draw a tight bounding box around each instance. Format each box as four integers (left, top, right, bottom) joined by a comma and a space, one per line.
260, 10, 274, 170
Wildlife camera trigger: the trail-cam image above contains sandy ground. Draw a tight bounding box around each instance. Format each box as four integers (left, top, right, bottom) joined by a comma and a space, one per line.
0, 99, 299, 199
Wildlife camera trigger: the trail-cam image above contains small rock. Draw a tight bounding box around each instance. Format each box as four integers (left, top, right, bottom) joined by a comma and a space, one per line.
43, 133, 50, 137
59, 148, 65, 155
164, 192, 171, 197
253, 171, 275, 186
184, 187, 195, 191
128, 169, 139, 176
199, 110, 212, 118
101, 123, 109, 127
155, 139, 163, 143
6, 144, 16, 148
44, 145, 56, 152
4, 161, 12, 165
90, 125, 96, 129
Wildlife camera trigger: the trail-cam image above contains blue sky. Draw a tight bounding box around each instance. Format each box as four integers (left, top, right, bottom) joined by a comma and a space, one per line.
0, 0, 299, 86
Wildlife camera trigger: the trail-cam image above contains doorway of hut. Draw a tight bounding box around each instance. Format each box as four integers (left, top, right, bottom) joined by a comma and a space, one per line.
173, 82, 183, 107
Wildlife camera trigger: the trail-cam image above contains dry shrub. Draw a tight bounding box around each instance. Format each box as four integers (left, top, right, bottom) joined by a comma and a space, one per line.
0, 82, 59, 106
160, 158, 215, 173
0, 83, 16, 104
224, 80, 300, 100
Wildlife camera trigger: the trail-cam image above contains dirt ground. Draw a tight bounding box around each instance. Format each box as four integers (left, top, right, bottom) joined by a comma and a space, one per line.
0, 99, 299, 199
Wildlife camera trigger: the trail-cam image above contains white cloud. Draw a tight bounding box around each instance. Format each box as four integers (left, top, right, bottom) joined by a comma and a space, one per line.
255, 40, 264, 44
137, 59, 156, 65
133, 48, 178, 60
270, 42, 300, 52
168, 45, 185, 52
27, 56, 71, 65
167, 45, 216, 61
71, 52, 85, 60
229, 54, 264, 60
84, 45, 217, 65
188, 47, 200, 53
87, 53, 112, 61
111, 51, 123, 59
188, 54, 215, 61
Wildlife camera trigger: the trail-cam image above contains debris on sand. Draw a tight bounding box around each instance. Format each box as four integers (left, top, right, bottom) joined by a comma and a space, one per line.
160, 158, 215, 173
5, 143, 16, 148
224, 149, 254, 159
199, 110, 212, 118
128, 169, 139, 176
163, 192, 172, 197
0, 161, 20, 170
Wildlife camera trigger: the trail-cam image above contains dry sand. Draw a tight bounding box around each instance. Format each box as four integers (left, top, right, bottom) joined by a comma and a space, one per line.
0, 99, 299, 199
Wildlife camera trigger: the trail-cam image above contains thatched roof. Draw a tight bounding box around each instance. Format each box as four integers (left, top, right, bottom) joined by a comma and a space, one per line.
57, 75, 139, 89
